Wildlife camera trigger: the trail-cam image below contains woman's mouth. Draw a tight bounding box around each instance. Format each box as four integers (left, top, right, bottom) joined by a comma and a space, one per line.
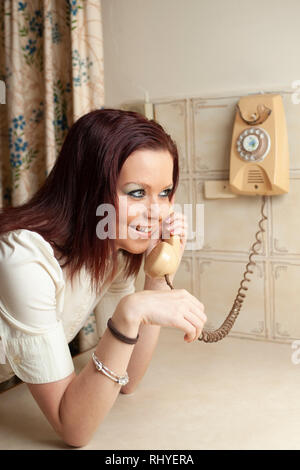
128, 224, 153, 238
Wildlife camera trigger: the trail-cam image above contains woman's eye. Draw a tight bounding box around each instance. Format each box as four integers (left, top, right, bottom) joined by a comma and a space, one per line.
128, 188, 172, 199
160, 188, 172, 197
128, 189, 145, 198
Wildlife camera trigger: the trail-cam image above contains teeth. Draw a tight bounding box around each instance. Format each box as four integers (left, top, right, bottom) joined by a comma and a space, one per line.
135, 225, 151, 233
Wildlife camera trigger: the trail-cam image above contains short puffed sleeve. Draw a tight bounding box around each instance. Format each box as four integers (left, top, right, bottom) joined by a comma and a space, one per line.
0, 229, 74, 384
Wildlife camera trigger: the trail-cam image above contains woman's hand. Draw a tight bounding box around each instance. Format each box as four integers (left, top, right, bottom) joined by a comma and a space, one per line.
115, 288, 207, 343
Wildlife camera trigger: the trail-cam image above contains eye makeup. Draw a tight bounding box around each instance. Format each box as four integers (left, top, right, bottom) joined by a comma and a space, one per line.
122, 182, 173, 196
128, 188, 172, 199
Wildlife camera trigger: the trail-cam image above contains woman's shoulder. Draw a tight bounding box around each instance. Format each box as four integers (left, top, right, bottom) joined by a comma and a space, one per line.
0, 228, 64, 286
0, 228, 54, 257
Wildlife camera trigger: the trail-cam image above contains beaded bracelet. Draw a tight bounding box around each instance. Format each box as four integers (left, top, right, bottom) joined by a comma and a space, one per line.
92, 352, 129, 386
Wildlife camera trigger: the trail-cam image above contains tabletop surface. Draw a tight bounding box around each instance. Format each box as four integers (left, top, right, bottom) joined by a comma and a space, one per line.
0, 328, 299, 450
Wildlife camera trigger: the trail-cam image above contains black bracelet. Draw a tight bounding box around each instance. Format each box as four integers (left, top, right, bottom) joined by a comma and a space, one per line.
107, 318, 139, 345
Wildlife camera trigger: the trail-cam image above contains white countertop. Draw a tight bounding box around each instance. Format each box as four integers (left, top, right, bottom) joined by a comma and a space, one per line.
1, 328, 300, 450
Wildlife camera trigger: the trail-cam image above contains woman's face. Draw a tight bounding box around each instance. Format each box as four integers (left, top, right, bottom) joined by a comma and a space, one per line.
114, 148, 175, 253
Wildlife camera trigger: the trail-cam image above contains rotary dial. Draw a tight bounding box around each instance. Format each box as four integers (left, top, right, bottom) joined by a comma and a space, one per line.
236, 127, 270, 162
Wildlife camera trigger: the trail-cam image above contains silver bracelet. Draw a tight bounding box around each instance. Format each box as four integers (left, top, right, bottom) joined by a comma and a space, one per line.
92, 352, 129, 386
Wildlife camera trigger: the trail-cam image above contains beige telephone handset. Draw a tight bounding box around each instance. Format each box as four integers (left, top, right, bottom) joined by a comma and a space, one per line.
144, 221, 181, 289
144, 94, 289, 343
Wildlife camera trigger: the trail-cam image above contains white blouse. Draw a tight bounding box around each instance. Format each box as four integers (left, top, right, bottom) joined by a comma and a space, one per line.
0, 229, 136, 384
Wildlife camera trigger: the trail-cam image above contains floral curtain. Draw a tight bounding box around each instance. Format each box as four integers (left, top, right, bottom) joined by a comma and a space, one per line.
0, 0, 104, 362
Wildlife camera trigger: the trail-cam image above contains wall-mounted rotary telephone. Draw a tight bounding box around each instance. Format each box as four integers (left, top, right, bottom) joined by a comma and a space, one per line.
144, 93, 290, 343
229, 93, 289, 196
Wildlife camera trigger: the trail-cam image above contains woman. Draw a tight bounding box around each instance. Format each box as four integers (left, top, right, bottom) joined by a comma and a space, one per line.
0, 109, 206, 447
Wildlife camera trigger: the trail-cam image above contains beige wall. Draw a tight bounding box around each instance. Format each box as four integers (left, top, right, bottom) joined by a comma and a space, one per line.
102, 0, 300, 107
101, 0, 300, 344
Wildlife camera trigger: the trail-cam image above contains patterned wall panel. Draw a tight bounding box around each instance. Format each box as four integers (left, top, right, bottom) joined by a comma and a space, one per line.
271, 181, 300, 257
193, 180, 267, 255
154, 100, 189, 173
271, 262, 300, 340
173, 255, 193, 293
282, 93, 300, 171
195, 258, 266, 340
192, 97, 237, 173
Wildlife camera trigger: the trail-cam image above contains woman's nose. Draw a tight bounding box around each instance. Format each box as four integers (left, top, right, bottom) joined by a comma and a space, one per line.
147, 201, 166, 222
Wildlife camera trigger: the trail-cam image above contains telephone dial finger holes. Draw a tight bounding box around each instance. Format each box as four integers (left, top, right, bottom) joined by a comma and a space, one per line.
236, 127, 271, 163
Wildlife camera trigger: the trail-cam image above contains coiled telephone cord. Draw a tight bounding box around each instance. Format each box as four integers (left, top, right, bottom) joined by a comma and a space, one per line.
164, 196, 267, 343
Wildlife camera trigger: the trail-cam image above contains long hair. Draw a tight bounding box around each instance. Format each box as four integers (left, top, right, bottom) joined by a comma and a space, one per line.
0, 109, 180, 295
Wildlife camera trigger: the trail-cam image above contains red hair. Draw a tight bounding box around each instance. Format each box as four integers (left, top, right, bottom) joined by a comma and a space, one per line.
0, 109, 180, 295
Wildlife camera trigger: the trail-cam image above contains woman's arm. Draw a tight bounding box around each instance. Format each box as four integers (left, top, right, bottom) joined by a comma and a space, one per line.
120, 275, 171, 395
27, 284, 205, 448
27, 308, 140, 448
